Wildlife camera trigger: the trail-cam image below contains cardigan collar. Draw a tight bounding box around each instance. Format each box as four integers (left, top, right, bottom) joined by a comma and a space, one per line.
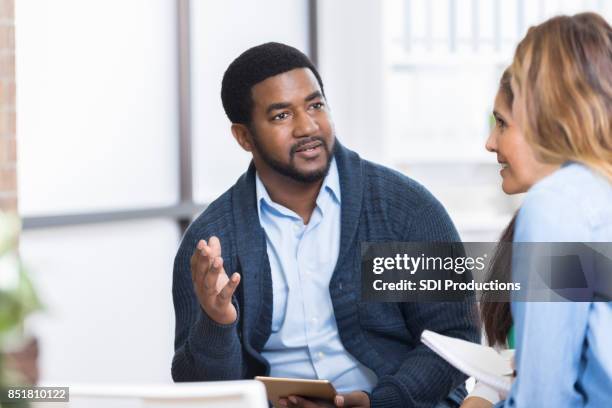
230, 140, 364, 348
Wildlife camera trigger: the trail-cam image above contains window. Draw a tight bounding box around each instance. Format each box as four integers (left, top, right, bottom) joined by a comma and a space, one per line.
318, 0, 612, 240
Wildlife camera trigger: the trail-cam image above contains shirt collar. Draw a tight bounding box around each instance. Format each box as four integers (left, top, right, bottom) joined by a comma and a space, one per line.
255, 158, 341, 219
322, 158, 341, 204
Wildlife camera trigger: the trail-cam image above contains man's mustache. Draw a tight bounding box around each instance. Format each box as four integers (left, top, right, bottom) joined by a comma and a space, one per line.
290, 137, 328, 157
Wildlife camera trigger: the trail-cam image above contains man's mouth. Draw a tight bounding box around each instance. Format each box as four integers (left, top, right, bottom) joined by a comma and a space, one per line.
295, 140, 323, 153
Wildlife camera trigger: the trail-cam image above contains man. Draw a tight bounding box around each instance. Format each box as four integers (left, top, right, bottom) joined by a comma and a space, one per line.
172, 42, 478, 408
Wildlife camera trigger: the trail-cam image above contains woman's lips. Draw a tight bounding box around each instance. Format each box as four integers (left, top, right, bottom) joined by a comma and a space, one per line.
500, 162, 509, 175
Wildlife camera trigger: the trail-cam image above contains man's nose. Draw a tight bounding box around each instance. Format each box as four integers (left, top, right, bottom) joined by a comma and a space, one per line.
293, 111, 318, 137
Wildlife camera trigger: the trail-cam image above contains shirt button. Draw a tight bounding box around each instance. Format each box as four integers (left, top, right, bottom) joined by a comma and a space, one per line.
310, 317, 318, 324
317, 352, 325, 360
293, 223, 302, 233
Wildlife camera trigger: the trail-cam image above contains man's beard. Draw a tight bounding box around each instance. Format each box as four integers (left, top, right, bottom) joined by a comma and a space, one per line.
250, 131, 336, 183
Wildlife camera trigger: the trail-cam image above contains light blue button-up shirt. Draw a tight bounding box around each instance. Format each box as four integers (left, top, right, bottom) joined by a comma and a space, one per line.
257, 159, 378, 393
504, 163, 612, 408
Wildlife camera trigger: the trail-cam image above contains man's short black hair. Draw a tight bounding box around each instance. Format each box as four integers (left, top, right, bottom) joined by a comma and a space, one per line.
221, 42, 325, 124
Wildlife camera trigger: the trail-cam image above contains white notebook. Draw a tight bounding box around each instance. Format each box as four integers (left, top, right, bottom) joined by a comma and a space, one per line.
421, 329, 514, 395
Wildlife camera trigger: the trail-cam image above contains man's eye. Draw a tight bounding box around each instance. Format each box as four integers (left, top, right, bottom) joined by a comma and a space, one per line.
272, 112, 289, 121
310, 102, 324, 110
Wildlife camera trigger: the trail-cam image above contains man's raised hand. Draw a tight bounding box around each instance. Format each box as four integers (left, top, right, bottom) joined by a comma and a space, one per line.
190, 236, 241, 325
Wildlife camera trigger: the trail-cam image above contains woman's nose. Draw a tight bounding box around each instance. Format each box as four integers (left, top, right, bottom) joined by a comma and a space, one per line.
485, 131, 497, 153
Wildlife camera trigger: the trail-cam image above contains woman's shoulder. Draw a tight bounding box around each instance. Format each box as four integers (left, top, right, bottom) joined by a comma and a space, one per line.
533, 161, 602, 189
517, 162, 612, 241
527, 163, 611, 211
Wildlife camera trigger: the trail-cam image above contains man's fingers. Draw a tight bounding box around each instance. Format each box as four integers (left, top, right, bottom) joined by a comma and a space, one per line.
208, 235, 222, 257
203, 255, 225, 292
217, 273, 240, 305
197, 239, 207, 251
286, 395, 322, 408
193, 237, 222, 278
192, 239, 211, 268
191, 240, 209, 282
335, 392, 369, 408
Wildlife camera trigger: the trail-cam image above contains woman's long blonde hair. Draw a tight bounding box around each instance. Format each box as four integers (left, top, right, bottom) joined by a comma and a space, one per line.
511, 12, 612, 182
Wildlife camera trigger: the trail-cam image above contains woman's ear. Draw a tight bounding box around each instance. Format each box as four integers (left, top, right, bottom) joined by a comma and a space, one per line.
231, 124, 254, 153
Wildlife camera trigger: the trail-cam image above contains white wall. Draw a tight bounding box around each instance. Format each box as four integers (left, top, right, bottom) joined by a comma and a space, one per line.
15, 0, 181, 383
190, 0, 310, 203
317, 0, 386, 163
16, 0, 179, 216
20, 220, 178, 383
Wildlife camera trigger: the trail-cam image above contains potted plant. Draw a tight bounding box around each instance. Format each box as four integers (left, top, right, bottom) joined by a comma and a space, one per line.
0, 211, 40, 407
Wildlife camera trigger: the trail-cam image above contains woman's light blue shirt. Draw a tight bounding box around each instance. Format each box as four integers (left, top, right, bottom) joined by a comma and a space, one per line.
506, 163, 612, 407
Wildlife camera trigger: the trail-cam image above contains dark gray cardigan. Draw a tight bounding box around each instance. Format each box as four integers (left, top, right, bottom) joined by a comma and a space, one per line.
172, 142, 479, 407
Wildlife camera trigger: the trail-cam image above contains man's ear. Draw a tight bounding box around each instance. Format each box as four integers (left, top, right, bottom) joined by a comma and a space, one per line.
231, 124, 254, 153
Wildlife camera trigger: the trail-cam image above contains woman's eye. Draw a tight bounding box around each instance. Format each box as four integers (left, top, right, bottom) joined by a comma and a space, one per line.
496, 117, 507, 129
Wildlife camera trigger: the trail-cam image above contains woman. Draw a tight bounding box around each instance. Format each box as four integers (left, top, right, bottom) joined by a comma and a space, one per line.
503, 12, 612, 407
460, 70, 557, 408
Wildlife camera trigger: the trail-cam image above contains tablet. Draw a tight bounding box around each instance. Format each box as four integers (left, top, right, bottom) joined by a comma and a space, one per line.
255, 376, 337, 407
